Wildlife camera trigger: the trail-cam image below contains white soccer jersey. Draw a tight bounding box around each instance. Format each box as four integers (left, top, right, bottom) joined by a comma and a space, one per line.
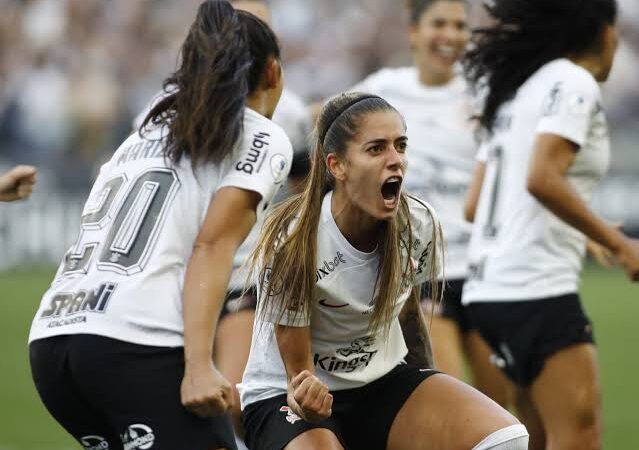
239, 192, 440, 408
29, 108, 293, 346
132, 87, 311, 292
350, 67, 477, 279
463, 59, 610, 304
228, 89, 312, 291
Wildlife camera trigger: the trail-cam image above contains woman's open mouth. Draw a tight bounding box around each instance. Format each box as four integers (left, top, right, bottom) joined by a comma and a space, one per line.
381, 176, 402, 208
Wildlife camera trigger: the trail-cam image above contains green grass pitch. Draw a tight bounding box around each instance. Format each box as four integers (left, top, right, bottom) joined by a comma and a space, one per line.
0, 265, 637, 449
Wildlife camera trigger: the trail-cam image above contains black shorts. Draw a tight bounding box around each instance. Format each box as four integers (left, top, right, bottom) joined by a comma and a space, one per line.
466, 293, 595, 386
219, 287, 257, 320
29, 334, 237, 450
423, 279, 474, 332
242, 364, 439, 450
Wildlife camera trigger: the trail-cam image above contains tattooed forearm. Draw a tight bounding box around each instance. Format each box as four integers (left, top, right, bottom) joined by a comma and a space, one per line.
399, 287, 435, 369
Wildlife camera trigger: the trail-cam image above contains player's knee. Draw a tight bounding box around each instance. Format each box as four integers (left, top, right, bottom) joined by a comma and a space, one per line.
471, 424, 529, 450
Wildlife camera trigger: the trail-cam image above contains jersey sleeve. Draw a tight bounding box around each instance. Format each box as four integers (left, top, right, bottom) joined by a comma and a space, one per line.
257, 266, 311, 327
475, 141, 490, 163
218, 125, 294, 204
406, 195, 443, 286
536, 70, 601, 148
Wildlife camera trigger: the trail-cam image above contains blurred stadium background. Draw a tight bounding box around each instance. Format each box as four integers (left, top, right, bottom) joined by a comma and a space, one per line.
0, 0, 637, 449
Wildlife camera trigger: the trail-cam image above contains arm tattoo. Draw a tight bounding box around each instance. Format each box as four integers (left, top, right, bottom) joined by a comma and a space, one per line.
399, 287, 435, 369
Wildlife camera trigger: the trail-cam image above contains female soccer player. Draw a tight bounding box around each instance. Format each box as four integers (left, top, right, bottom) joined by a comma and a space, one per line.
462, 0, 639, 449
28, 2, 292, 450
239, 93, 528, 450
347, 0, 512, 406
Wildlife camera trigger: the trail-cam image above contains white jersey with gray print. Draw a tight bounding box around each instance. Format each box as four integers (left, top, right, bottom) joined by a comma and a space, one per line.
350, 67, 476, 279
463, 58, 610, 304
131, 87, 311, 293
29, 108, 293, 347
239, 192, 441, 409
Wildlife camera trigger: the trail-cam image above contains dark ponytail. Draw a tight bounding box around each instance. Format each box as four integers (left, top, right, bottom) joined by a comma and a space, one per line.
140, 0, 280, 167
464, 0, 617, 133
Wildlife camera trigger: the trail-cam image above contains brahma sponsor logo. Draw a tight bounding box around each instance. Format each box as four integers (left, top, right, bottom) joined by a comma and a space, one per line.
80, 435, 110, 450
316, 251, 346, 282
279, 406, 303, 424
314, 336, 378, 373
236, 131, 270, 175
121, 424, 155, 450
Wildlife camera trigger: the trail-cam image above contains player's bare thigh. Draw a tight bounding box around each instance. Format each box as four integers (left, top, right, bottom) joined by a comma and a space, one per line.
387, 373, 519, 450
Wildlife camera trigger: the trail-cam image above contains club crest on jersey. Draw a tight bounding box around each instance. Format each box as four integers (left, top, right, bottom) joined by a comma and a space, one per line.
236, 131, 270, 175
279, 406, 303, 424
314, 336, 378, 373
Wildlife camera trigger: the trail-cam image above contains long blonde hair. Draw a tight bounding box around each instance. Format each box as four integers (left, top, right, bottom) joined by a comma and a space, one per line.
248, 92, 443, 335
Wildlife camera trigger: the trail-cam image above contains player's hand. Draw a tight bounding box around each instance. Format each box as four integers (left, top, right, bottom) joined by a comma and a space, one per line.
615, 237, 639, 282
586, 239, 616, 267
181, 361, 234, 417
0, 165, 37, 202
286, 370, 333, 423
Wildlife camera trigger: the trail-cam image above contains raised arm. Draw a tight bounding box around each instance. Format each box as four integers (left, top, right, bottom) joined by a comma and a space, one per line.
275, 325, 333, 423
181, 186, 260, 417
399, 287, 435, 369
527, 134, 639, 281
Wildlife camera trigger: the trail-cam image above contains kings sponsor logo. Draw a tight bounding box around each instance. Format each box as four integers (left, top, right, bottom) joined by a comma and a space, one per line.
40, 283, 116, 325
236, 131, 270, 175
314, 336, 378, 373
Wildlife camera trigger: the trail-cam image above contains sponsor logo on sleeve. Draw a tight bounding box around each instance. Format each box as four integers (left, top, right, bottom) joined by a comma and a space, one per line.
313, 336, 378, 373
542, 81, 563, 116
567, 91, 590, 116
270, 153, 288, 183
121, 423, 155, 450
81, 435, 110, 450
235, 131, 270, 175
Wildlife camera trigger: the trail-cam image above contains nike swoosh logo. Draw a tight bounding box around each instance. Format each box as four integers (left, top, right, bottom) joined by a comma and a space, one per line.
318, 299, 349, 308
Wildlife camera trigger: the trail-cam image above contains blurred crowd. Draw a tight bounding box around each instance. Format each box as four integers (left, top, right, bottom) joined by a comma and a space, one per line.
1, 0, 638, 192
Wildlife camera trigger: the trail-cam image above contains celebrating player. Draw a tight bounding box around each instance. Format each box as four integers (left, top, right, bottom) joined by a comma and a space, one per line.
239, 93, 528, 450
462, 0, 639, 449
28, 2, 291, 450
347, 0, 512, 406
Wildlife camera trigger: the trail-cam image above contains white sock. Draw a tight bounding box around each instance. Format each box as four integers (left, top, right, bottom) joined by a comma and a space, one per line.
471, 424, 529, 450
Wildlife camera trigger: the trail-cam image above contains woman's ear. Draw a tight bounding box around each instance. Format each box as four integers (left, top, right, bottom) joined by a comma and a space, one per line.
264, 57, 282, 89
326, 153, 347, 182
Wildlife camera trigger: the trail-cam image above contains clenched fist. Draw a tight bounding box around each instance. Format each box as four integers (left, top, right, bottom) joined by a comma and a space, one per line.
286, 370, 333, 423
181, 362, 234, 417
0, 165, 37, 202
